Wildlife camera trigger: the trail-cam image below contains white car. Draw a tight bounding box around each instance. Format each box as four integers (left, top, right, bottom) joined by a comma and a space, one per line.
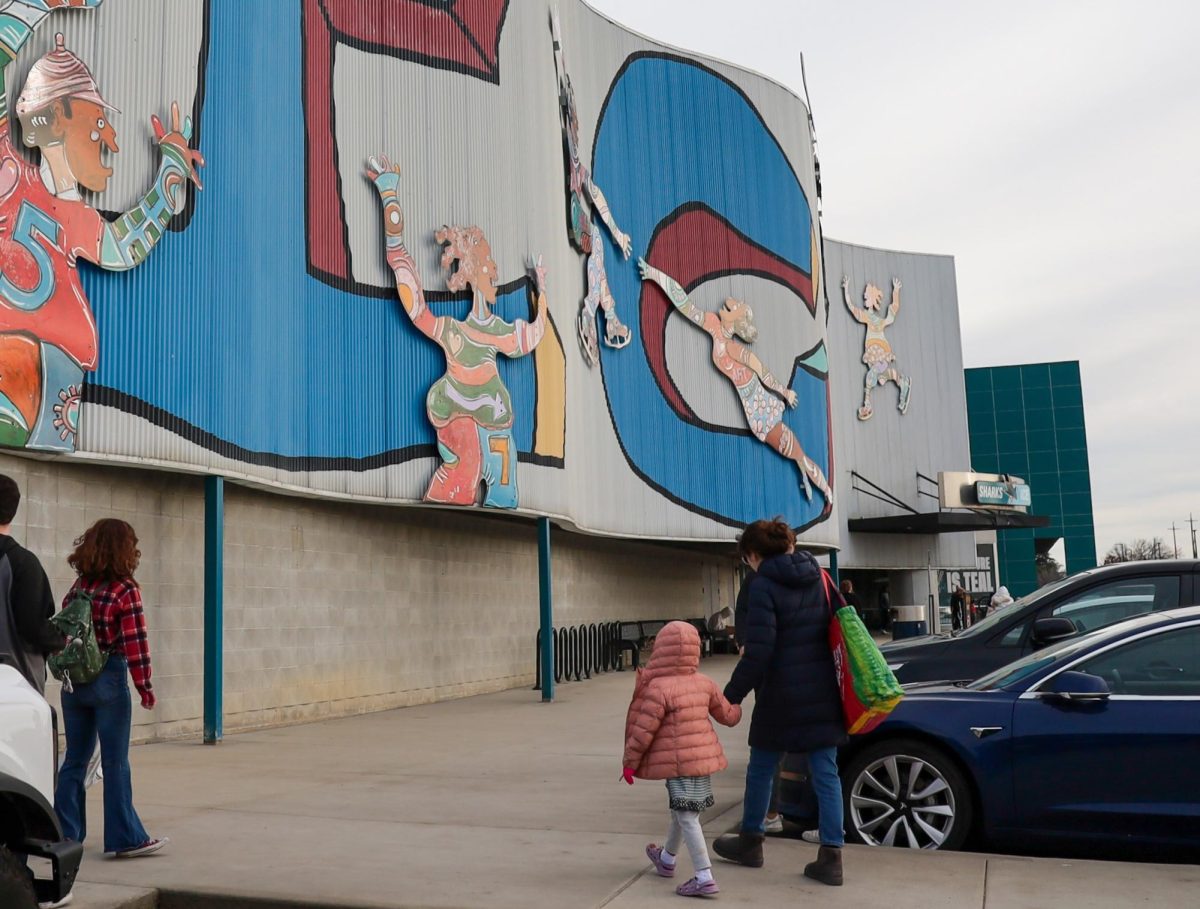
0, 665, 81, 908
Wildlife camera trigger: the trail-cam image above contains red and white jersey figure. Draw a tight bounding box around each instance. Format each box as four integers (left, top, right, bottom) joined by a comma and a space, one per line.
0, 0, 204, 452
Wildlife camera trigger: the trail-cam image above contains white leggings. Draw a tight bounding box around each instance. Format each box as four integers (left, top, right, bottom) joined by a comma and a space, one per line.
665, 809, 711, 872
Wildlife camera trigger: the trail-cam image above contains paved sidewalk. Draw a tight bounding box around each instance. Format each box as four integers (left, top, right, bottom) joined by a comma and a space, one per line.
66, 656, 1197, 909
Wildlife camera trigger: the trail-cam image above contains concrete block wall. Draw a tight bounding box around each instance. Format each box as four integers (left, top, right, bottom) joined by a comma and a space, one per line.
0, 454, 729, 741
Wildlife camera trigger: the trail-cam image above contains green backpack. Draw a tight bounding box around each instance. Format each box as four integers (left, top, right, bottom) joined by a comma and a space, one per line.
47, 589, 108, 692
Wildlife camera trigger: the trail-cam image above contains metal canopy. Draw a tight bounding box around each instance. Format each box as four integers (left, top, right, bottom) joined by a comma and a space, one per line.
848, 511, 1051, 535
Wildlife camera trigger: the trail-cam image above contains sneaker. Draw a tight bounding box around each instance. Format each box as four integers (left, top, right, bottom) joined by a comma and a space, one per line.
114, 837, 169, 858
675, 877, 720, 898
763, 814, 784, 835
801, 829, 820, 844
646, 843, 676, 878
38, 893, 74, 909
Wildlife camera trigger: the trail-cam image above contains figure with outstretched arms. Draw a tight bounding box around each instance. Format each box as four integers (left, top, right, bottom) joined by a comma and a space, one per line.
842, 276, 911, 421
0, 0, 205, 452
366, 155, 547, 509
551, 7, 633, 366
638, 258, 832, 504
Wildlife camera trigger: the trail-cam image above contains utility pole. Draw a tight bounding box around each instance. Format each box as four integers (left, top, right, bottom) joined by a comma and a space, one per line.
1170, 523, 1180, 558
1190, 514, 1199, 559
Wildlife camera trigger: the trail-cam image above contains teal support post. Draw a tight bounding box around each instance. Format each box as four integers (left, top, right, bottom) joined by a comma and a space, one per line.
828, 549, 840, 585
538, 517, 554, 702
203, 476, 224, 744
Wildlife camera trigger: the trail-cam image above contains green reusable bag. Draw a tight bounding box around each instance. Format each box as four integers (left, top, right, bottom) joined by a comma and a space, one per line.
823, 571, 904, 734
47, 589, 108, 692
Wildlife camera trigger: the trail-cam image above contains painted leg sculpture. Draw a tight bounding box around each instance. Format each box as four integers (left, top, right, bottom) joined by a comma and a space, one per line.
766, 424, 833, 505
478, 426, 518, 509
425, 417, 483, 506
580, 220, 629, 363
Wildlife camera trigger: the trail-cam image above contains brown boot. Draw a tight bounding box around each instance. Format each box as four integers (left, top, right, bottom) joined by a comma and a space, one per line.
803, 845, 843, 886
712, 831, 764, 868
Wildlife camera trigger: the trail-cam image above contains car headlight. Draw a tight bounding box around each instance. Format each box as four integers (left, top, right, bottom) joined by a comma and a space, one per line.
887, 662, 905, 672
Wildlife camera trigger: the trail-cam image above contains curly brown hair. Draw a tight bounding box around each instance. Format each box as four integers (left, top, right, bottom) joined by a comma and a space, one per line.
68, 518, 141, 583
737, 517, 796, 561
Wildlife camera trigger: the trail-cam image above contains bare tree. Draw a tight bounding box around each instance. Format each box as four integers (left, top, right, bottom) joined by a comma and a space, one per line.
1104, 538, 1170, 564
1035, 552, 1065, 586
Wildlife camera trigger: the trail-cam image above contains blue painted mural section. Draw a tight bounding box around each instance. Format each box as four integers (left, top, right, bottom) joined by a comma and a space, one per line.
592, 55, 829, 527
82, 3, 537, 461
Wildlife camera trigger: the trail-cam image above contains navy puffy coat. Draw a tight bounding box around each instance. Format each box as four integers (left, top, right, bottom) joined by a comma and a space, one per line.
723, 551, 846, 753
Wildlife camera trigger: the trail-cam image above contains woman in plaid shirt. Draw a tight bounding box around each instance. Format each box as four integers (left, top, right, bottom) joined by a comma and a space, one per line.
54, 519, 167, 858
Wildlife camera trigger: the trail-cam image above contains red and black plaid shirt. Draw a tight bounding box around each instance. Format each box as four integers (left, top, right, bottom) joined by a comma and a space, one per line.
67, 577, 152, 696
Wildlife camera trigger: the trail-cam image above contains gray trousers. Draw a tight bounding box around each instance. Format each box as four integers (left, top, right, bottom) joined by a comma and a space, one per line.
665, 809, 711, 872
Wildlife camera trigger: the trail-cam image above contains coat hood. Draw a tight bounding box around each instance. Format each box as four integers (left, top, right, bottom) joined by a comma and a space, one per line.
640, 621, 700, 682
758, 550, 820, 589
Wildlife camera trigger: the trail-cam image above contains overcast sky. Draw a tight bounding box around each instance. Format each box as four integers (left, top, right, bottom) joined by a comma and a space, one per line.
589, 0, 1200, 560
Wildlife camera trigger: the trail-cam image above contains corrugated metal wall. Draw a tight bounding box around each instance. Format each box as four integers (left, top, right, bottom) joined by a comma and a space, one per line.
5, 0, 841, 545
824, 238, 976, 570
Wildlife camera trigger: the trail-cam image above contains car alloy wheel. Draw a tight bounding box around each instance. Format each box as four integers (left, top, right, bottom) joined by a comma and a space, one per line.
849, 751, 959, 849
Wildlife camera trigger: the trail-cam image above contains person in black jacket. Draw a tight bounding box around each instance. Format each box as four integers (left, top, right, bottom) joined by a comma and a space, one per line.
713, 518, 847, 886
0, 474, 61, 695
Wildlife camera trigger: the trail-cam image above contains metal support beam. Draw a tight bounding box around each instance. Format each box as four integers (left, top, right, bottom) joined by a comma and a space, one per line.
538, 517, 554, 703
828, 549, 840, 585
203, 476, 224, 744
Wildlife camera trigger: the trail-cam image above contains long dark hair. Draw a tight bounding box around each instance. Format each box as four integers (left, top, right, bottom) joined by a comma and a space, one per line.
68, 519, 141, 584
737, 517, 796, 561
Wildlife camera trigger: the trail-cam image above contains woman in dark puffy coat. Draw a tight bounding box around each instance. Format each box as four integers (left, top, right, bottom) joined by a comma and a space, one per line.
713, 518, 847, 886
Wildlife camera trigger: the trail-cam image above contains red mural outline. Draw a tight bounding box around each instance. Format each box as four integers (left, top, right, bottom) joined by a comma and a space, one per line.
303, 0, 510, 288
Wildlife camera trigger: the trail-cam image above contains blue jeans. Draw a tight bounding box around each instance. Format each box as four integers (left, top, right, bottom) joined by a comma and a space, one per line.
54, 656, 150, 853
741, 746, 844, 847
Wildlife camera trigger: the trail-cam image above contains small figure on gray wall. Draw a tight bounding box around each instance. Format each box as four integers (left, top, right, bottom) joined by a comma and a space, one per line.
843, 276, 912, 421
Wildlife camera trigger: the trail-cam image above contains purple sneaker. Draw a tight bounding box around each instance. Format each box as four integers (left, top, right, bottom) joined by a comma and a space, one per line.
646, 843, 676, 878
676, 877, 720, 898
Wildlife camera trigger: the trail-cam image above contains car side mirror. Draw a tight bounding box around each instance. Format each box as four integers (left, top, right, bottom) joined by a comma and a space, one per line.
1042, 670, 1110, 702
1031, 616, 1077, 648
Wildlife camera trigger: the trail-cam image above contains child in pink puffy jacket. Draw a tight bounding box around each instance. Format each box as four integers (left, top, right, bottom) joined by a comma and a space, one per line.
622, 621, 742, 898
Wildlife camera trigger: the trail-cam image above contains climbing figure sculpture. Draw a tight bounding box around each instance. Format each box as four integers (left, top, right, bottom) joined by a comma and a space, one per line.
843, 276, 911, 421
551, 8, 633, 366
639, 258, 832, 504
366, 156, 547, 509
0, 0, 205, 451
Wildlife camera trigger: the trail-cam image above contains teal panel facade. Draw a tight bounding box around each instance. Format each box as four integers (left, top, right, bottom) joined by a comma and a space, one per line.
965, 361, 1097, 597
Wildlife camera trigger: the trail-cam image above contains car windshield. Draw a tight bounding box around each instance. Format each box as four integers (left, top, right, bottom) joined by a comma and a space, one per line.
966, 614, 1162, 690
952, 574, 1078, 639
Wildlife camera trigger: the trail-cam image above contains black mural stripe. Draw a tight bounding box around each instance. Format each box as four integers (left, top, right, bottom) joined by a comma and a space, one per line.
84, 385, 562, 473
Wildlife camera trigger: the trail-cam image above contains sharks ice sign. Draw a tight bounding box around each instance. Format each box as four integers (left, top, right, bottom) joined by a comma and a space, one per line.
975, 480, 1031, 508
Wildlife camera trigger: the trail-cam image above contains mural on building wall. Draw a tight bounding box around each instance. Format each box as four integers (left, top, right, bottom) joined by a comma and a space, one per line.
0, 0, 203, 452
1, 1, 835, 541
367, 156, 547, 508
843, 276, 912, 421
639, 259, 833, 503
550, 9, 633, 367
591, 52, 834, 530
303, 0, 511, 287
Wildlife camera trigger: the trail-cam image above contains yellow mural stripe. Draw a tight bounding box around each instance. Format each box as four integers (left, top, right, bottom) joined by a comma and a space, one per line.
533, 312, 566, 460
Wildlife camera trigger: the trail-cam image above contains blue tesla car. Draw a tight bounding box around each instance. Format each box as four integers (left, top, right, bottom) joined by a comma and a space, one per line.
834, 606, 1200, 854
